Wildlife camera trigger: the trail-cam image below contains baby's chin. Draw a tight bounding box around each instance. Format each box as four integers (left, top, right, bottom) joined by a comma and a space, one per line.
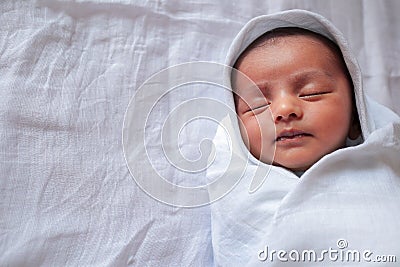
255, 155, 314, 172
254, 154, 311, 171
270, 153, 328, 172
253, 149, 323, 172
272, 161, 312, 172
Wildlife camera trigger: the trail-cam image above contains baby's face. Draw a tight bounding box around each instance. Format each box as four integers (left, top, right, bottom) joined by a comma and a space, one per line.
233, 35, 354, 171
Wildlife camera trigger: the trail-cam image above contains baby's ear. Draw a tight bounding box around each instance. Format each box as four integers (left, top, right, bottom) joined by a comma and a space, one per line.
348, 111, 361, 140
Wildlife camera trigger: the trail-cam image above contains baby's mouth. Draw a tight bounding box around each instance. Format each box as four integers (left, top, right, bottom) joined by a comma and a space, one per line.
276, 129, 312, 142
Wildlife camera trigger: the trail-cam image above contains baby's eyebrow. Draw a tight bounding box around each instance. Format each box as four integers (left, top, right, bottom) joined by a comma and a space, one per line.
254, 80, 273, 98
290, 69, 335, 85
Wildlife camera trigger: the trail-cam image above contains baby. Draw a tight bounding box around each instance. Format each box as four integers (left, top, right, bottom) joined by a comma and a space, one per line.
209, 9, 400, 266
231, 27, 361, 173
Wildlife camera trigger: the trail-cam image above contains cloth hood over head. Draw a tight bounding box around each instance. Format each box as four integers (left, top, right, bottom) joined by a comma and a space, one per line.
208, 9, 400, 266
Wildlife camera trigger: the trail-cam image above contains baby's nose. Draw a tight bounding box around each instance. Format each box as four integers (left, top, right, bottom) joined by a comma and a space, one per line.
272, 97, 303, 122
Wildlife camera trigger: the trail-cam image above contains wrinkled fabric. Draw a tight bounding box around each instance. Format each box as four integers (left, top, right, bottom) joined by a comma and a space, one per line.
208, 9, 400, 266
1, 1, 400, 266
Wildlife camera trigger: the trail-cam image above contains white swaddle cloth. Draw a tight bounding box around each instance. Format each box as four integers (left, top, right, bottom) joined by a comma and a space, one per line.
208, 9, 400, 266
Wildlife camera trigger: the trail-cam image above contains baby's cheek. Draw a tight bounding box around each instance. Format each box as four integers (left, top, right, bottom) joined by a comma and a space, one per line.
252, 116, 275, 158
317, 108, 352, 149
245, 119, 262, 146
237, 116, 256, 150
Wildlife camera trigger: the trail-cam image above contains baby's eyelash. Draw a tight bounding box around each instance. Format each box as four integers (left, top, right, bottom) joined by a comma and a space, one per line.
247, 103, 270, 113
254, 103, 270, 109
299, 91, 330, 98
245, 103, 270, 113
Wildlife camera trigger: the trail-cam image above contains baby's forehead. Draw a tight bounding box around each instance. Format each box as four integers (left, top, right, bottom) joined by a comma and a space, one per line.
234, 27, 344, 69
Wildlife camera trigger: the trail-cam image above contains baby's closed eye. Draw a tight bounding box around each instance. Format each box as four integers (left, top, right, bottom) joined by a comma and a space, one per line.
246, 102, 271, 114
299, 90, 332, 99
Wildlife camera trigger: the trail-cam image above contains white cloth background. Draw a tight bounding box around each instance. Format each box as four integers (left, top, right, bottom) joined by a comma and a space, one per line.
0, 0, 399, 266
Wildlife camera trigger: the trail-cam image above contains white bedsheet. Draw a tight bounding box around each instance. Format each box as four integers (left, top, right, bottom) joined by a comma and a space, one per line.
1, 0, 399, 266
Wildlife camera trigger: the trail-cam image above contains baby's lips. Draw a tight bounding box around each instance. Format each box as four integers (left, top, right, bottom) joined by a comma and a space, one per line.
276, 129, 312, 141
